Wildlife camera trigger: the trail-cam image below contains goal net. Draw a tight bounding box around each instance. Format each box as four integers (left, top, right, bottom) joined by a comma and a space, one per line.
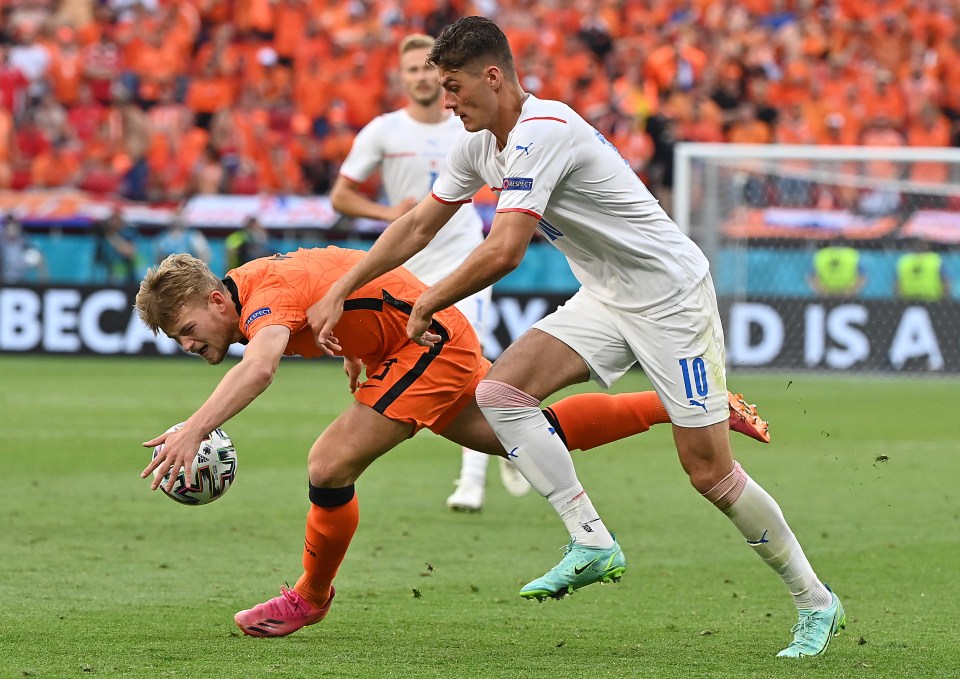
673, 143, 960, 373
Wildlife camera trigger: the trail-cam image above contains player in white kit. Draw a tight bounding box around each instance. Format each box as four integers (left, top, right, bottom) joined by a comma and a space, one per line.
307, 17, 844, 658
330, 34, 529, 511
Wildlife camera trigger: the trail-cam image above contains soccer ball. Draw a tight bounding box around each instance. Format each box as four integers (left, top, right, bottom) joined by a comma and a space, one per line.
152, 423, 238, 506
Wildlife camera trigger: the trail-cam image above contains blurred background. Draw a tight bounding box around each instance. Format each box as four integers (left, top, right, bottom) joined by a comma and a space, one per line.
0, 0, 958, 371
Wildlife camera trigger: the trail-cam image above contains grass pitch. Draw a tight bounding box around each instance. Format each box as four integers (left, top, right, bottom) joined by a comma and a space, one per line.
1, 355, 958, 678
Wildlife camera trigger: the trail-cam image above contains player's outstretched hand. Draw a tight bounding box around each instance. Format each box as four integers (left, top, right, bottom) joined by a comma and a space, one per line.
307, 293, 344, 355
141, 426, 203, 492
343, 356, 363, 393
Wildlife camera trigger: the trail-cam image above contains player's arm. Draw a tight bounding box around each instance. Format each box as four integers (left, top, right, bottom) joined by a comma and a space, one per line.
330, 175, 417, 223
343, 355, 363, 393
306, 195, 460, 353
141, 324, 291, 491
408, 210, 538, 345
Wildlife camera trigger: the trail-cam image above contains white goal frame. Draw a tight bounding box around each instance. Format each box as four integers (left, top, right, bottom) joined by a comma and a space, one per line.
671, 143, 960, 373
673, 143, 960, 236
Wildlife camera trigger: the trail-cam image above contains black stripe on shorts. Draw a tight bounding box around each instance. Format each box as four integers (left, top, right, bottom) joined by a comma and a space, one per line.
343, 290, 451, 414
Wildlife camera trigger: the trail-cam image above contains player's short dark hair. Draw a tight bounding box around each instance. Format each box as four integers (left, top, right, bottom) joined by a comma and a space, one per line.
427, 16, 515, 76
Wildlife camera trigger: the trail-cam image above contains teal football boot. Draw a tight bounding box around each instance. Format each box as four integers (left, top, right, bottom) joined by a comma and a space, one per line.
777, 587, 846, 658
520, 537, 626, 601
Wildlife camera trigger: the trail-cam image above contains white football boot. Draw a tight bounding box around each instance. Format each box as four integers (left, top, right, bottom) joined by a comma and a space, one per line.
498, 458, 531, 497
446, 479, 485, 512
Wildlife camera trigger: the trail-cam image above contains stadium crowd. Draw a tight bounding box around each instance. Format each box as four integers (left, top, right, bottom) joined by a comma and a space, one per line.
0, 0, 958, 206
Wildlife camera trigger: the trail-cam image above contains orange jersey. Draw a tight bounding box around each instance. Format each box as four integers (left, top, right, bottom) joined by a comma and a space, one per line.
226, 246, 487, 432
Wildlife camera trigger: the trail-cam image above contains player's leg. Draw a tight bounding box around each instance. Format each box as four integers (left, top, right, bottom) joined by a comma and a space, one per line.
442, 385, 769, 461
474, 292, 636, 598
447, 287, 527, 510
544, 388, 770, 450
675, 423, 843, 656
296, 402, 415, 603
445, 448, 489, 511
476, 326, 628, 599
234, 402, 413, 638
635, 275, 841, 656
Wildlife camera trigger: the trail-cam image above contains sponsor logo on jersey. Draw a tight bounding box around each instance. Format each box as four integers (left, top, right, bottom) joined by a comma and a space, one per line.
502, 177, 533, 191
245, 307, 272, 326
515, 142, 534, 156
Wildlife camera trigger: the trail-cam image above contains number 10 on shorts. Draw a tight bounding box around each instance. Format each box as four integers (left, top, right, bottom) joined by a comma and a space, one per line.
679, 357, 709, 411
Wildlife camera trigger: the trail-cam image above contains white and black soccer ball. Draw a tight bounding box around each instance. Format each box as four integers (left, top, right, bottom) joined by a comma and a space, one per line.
152, 424, 238, 506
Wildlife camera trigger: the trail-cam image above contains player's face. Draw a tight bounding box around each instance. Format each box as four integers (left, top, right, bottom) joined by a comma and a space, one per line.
438, 67, 496, 132
168, 296, 235, 365
400, 47, 441, 107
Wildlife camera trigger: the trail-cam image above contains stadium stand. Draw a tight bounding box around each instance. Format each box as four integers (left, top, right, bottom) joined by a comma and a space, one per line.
0, 0, 957, 208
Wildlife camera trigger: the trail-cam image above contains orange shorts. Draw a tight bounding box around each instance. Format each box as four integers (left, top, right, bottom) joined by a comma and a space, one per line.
353, 341, 492, 435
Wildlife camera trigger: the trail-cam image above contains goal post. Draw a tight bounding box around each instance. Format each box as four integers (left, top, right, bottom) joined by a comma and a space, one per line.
673, 143, 960, 373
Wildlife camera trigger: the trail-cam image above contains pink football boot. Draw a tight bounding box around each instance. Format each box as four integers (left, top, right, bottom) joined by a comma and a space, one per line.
234, 585, 335, 637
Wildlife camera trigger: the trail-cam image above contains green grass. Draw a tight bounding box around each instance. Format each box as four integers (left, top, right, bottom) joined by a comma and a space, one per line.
1, 355, 958, 678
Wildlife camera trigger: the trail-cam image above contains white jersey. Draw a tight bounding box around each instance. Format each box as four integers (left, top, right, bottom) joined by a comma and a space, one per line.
339, 109, 485, 285
432, 95, 710, 313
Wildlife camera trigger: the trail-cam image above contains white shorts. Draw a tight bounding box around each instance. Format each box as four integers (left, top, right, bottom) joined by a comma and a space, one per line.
532, 275, 728, 428
454, 287, 493, 338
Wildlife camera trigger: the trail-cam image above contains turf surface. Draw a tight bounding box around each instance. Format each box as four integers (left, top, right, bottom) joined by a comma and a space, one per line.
1, 355, 958, 678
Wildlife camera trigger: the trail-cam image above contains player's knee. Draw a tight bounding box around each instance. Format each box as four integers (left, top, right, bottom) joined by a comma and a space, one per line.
676, 425, 733, 492
308, 483, 355, 508
308, 457, 353, 489
682, 455, 736, 494
475, 379, 540, 408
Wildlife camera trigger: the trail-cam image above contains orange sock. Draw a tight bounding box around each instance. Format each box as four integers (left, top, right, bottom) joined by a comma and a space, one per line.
294, 494, 359, 608
544, 391, 670, 451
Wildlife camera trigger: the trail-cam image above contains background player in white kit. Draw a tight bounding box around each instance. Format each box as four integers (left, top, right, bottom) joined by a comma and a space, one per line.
329, 34, 529, 511
308, 17, 845, 659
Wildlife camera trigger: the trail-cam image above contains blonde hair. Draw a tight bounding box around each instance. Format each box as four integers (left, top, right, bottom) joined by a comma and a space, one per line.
136, 253, 223, 335
399, 34, 435, 57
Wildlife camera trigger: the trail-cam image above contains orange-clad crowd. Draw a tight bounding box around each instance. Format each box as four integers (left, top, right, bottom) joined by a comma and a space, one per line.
0, 0, 957, 204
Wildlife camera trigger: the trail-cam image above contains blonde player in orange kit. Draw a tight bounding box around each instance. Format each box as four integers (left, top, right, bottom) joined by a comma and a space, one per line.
136, 247, 769, 638
331, 34, 525, 510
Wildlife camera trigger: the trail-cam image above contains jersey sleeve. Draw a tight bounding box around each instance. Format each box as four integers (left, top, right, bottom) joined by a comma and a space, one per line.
494, 119, 574, 219
240, 273, 308, 339
431, 135, 486, 204
339, 116, 386, 183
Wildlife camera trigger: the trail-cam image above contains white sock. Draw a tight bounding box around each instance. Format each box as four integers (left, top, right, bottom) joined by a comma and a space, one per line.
458, 448, 489, 486
704, 462, 834, 611
476, 380, 613, 548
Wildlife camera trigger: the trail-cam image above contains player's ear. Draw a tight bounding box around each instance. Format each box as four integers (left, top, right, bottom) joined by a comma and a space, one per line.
209, 289, 226, 310
485, 64, 501, 90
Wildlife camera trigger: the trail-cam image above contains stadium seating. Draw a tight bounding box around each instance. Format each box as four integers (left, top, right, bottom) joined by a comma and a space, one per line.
0, 0, 957, 205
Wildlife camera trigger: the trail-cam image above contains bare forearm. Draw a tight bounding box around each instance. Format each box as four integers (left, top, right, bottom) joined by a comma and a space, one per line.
419, 241, 518, 316
181, 359, 274, 436
329, 212, 436, 299
418, 211, 534, 316
331, 184, 396, 222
